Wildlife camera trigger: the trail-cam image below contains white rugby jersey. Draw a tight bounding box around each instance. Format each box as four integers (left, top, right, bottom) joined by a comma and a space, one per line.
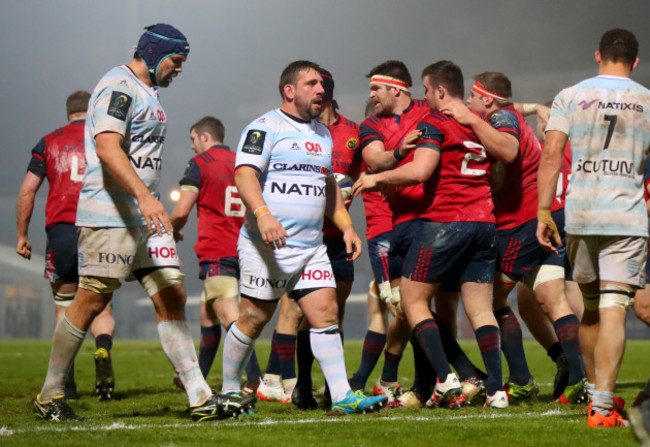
235, 109, 333, 248
547, 75, 650, 237
77, 65, 166, 227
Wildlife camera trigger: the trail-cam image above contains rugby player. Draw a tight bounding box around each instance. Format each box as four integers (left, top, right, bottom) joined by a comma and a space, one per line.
537, 28, 650, 428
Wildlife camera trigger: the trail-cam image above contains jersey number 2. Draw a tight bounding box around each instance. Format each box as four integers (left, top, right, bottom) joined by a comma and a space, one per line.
460, 142, 487, 176
225, 185, 246, 217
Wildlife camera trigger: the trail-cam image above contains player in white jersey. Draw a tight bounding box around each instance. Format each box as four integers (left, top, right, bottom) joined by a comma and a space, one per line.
537, 28, 650, 428
221, 60, 387, 414
33, 24, 253, 423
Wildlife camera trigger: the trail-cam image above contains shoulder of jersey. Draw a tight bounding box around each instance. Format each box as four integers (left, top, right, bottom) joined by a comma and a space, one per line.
338, 114, 360, 130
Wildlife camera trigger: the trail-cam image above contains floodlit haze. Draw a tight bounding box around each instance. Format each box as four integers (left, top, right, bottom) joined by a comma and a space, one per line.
3, 0, 649, 294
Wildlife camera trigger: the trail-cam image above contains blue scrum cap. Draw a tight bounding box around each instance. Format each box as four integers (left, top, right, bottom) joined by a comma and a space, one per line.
136, 24, 190, 86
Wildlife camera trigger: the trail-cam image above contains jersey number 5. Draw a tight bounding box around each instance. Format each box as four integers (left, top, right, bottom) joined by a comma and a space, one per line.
225, 185, 246, 217
460, 141, 487, 176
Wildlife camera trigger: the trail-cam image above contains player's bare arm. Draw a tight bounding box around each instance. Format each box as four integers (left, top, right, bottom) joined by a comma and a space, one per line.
325, 175, 361, 261
362, 139, 412, 174
443, 102, 518, 163
170, 188, 198, 242
15, 171, 44, 259
536, 130, 566, 254
96, 131, 171, 236
235, 165, 287, 249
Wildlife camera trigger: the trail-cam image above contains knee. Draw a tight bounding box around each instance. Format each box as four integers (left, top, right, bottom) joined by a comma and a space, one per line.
240, 304, 273, 336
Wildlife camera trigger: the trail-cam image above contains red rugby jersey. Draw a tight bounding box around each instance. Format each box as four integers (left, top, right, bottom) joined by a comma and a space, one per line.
323, 114, 362, 238
487, 106, 542, 229
179, 145, 245, 262
359, 100, 429, 228
27, 120, 85, 228
415, 111, 495, 223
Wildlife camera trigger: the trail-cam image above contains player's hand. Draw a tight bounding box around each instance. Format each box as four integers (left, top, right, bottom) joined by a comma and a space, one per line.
441, 102, 477, 127
536, 104, 550, 122
139, 194, 172, 236
16, 237, 31, 260
536, 209, 561, 255
399, 129, 420, 156
352, 173, 378, 197
342, 226, 362, 261
258, 213, 288, 249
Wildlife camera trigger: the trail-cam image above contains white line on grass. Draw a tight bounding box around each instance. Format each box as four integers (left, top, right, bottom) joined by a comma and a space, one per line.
0, 408, 583, 436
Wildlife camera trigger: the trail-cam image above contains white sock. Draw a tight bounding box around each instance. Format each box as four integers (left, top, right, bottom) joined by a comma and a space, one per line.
310, 325, 350, 402
592, 390, 614, 416
586, 381, 595, 401
40, 316, 86, 402
158, 320, 211, 406
221, 323, 254, 394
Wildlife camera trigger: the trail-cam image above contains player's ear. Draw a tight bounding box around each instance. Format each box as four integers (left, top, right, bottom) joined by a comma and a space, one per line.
595, 51, 601, 65
284, 83, 295, 101
631, 57, 639, 71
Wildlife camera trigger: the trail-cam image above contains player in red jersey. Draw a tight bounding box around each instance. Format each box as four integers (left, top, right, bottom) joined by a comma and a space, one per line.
354, 61, 512, 408
459, 72, 586, 404
16, 91, 116, 401
171, 116, 261, 391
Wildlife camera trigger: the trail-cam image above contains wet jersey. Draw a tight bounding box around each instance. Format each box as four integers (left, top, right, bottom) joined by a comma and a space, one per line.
547, 75, 650, 236
323, 114, 361, 238
77, 65, 167, 227
415, 111, 495, 223
235, 109, 333, 248
179, 145, 244, 262
27, 120, 85, 228
359, 100, 429, 227
487, 106, 542, 229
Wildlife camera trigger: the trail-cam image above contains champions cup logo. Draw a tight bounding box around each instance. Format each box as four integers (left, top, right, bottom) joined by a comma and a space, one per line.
249, 132, 262, 145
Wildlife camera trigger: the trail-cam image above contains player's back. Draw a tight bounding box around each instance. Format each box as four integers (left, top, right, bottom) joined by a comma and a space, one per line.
418, 111, 495, 223
40, 120, 85, 227
550, 75, 650, 236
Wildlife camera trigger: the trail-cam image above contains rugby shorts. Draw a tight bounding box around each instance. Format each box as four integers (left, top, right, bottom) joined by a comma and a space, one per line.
324, 236, 354, 282
44, 223, 79, 284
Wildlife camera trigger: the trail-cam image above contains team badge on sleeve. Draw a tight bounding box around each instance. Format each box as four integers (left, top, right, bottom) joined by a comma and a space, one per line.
242, 129, 266, 154
107, 91, 133, 121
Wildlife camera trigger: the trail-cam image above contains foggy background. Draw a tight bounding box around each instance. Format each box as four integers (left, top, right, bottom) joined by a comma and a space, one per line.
1, 0, 649, 339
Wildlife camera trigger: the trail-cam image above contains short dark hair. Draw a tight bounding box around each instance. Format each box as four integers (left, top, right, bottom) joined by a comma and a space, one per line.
474, 72, 512, 105
66, 91, 91, 116
278, 60, 322, 98
599, 29, 638, 66
366, 60, 412, 88
191, 116, 225, 142
421, 61, 464, 99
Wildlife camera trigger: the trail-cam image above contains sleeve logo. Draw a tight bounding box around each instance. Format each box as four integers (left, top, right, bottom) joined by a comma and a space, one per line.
107, 91, 133, 121
242, 129, 266, 154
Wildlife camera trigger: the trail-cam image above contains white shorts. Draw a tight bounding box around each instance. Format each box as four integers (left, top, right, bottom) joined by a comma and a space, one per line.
237, 235, 335, 301
78, 226, 181, 279
566, 234, 647, 289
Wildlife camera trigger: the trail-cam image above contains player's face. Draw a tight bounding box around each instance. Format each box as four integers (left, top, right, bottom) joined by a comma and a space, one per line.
157, 54, 187, 87
423, 76, 439, 111
466, 91, 488, 115
293, 68, 325, 120
369, 84, 395, 116
190, 129, 207, 154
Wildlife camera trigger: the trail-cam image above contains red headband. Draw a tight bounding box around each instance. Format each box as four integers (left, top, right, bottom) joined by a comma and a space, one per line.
370, 75, 410, 92
471, 81, 510, 101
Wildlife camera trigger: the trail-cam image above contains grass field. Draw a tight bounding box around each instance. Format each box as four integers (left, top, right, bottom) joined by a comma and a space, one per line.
1, 338, 648, 447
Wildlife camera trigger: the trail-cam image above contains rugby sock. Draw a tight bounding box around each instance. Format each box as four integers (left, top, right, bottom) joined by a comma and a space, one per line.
553, 315, 585, 385
221, 323, 254, 395
244, 348, 262, 383
494, 306, 532, 385
586, 381, 595, 401
592, 390, 614, 416
276, 332, 297, 380
265, 330, 281, 375
158, 320, 211, 407
413, 319, 452, 382
411, 333, 436, 397
198, 325, 221, 378
436, 314, 483, 380
64, 363, 76, 394
40, 316, 85, 402
310, 325, 350, 402
380, 351, 402, 383
547, 342, 563, 362
475, 325, 503, 395
350, 330, 386, 388
95, 333, 113, 351
295, 330, 315, 391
